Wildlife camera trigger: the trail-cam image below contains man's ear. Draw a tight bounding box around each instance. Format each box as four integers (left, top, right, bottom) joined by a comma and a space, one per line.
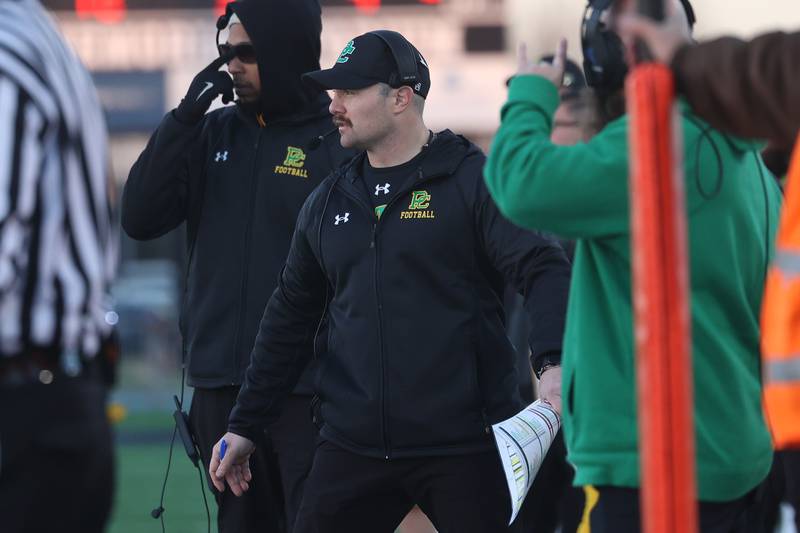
393, 86, 414, 113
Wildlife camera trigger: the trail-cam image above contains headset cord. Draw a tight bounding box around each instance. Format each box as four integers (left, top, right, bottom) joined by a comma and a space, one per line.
153, 425, 178, 533
196, 458, 212, 533
152, 363, 212, 533
181, 361, 212, 533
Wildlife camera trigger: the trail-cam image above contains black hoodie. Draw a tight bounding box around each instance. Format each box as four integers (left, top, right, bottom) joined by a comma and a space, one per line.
230, 0, 322, 120
122, 0, 355, 390
229, 131, 571, 458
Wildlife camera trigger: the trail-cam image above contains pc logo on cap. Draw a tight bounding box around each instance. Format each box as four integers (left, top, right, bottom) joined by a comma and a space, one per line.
337, 40, 356, 63
303, 32, 431, 99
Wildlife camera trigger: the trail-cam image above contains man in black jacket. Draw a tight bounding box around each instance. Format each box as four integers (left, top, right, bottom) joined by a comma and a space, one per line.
209, 31, 571, 532
121, 2, 353, 532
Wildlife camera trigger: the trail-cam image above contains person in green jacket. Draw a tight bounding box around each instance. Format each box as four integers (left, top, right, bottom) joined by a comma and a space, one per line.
484, 1, 780, 531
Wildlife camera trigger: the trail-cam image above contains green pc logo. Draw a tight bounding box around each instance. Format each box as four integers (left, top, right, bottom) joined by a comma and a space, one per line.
408, 190, 431, 210
337, 40, 356, 63
283, 146, 306, 168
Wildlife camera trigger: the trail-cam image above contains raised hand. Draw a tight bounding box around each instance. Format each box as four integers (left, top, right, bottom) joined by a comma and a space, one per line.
174, 50, 236, 125
514, 38, 568, 89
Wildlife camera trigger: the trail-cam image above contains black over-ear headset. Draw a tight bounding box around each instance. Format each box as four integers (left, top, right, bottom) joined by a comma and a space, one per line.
368, 30, 421, 90
581, 0, 696, 95
581, 0, 627, 94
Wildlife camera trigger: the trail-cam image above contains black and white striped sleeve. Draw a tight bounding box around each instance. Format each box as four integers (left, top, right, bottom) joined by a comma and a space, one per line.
0, 70, 49, 298
0, 0, 116, 356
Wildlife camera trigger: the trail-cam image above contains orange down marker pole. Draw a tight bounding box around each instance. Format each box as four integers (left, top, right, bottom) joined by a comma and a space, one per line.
626, 10, 699, 532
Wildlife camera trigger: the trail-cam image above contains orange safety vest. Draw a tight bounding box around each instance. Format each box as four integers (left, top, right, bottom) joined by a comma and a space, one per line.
762, 134, 800, 450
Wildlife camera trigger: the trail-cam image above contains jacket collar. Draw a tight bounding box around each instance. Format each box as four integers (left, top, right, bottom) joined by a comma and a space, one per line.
340, 129, 472, 186
234, 92, 332, 128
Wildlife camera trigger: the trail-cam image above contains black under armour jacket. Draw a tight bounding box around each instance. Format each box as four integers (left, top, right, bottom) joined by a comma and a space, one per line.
228, 130, 571, 458
121, 0, 354, 390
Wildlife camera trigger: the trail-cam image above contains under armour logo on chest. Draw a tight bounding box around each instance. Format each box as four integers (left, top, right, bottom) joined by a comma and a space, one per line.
215, 151, 228, 162
334, 213, 350, 225
375, 183, 390, 196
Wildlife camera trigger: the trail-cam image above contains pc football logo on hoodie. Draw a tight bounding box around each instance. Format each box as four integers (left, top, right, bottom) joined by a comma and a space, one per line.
400, 190, 435, 220
275, 146, 308, 178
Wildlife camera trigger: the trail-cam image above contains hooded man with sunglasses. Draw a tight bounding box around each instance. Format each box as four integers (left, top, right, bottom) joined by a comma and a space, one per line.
121, 1, 354, 532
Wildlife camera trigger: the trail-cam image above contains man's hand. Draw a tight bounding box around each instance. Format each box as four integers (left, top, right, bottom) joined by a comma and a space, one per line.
538, 366, 562, 415
209, 432, 256, 497
174, 51, 235, 125
616, 0, 692, 65
514, 38, 568, 89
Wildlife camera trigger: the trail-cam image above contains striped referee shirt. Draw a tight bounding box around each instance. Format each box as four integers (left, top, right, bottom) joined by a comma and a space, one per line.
0, 0, 116, 360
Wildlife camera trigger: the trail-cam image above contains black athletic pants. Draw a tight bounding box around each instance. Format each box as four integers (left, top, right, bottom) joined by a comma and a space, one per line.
520, 430, 583, 533
760, 450, 800, 532
0, 378, 114, 533
190, 388, 318, 533
578, 485, 765, 533
782, 450, 800, 531
268, 394, 320, 533
294, 439, 524, 533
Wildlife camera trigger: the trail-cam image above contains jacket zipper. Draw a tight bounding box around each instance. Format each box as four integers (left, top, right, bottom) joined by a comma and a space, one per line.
336, 186, 392, 456
339, 169, 444, 459
371, 221, 391, 458
231, 129, 262, 383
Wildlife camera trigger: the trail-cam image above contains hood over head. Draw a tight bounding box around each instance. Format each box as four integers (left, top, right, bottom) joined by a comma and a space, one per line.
227, 0, 323, 120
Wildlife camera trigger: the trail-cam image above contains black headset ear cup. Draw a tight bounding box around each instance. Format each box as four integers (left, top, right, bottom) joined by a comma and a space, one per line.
679, 0, 697, 28
581, 2, 604, 88
582, 0, 694, 93
601, 31, 627, 90
581, 0, 628, 94
215, 3, 234, 31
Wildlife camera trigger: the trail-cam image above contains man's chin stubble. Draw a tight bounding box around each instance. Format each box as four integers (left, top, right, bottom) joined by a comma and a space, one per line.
236, 97, 260, 113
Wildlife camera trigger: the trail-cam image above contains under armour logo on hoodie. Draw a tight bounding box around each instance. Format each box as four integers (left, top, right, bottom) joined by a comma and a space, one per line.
334, 213, 350, 225
375, 183, 390, 196
215, 151, 228, 162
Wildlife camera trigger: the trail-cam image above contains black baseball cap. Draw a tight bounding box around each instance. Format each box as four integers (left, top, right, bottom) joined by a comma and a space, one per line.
302, 32, 431, 99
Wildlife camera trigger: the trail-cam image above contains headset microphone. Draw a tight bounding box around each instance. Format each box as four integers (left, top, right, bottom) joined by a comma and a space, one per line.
308, 127, 338, 151
151, 506, 164, 519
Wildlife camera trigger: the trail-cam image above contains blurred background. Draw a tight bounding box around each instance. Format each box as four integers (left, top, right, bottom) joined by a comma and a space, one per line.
42, 1, 800, 531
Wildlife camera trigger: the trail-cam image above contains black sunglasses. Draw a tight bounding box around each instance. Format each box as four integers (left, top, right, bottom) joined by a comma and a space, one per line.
217, 43, 258, 65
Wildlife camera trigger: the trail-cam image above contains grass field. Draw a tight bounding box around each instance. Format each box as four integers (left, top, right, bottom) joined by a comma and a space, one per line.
108, 410, 218, 533
106, 410, 416, 533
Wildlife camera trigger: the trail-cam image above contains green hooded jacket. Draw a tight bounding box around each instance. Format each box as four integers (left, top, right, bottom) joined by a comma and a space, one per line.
484, 75, 780, 501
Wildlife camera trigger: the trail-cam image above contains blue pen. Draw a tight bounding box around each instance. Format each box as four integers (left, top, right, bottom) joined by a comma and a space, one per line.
220, 438, 228, 460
